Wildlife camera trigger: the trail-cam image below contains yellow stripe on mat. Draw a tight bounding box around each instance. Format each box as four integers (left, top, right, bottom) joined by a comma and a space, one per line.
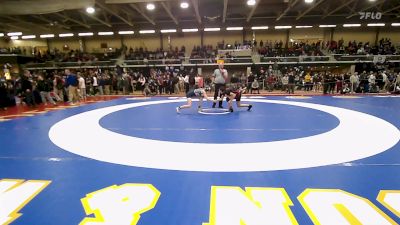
0, 114, 35, 118
22, 111, 48, 114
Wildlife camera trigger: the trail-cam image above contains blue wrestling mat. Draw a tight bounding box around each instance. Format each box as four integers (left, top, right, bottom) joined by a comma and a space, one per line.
1, 96, 400, 224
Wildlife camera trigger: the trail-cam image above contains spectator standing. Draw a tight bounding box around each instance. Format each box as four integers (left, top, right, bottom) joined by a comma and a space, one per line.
195, 74, 204, 88
0, 81, 7, 110
336, 74, 343, 94
92, 74, 98, 95
104, 74, 111, 95
240, 73, 247, 87
251, 79, 260, 94
247, 72, 255, 91
288, 72, 295, 94
78, 73, 86, 101
382, 71, 389, 93
157, 75, 164, 94
20, 70, 36, 106
98, 75, 105, 95
122, 72, 131, 95
36, 74, 55, 105
266, 75, 275, 92
368, 72, 376, 93
65, 69, 78, 104
304, 72, 312, 91
313, 73, 321, 92
138, 74, 146, 94
184, 73, 190, 93
394, 73, 400, 92
350, 73, 359, 93
281, 74, 289, 92
53, 75, 63, 102
179, 75, 185, 93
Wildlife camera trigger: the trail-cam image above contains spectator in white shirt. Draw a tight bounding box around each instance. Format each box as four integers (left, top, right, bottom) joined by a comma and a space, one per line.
281, 74, 289, 92
78, 73, 86, 101
368, 72, 376, 85
92, 75, 98, 95
350, 72, 359, 93
382, 71, 389, 93
184, 74, 190, 93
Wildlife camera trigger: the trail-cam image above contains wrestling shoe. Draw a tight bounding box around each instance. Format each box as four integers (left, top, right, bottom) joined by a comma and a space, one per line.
247, 105, 253, 111
229, 107, 234, 113
176, 107, 180, 113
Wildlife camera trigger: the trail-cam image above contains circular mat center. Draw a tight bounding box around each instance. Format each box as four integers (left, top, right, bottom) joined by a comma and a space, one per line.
99, 102, 339, 143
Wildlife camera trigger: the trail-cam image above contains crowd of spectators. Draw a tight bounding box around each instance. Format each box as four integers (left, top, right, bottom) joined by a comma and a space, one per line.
0, 46, 27, 55
190, 45, 217, 58
0, 47, 119, 62
256, 38, 398, 57
275, 70, 400, 94
324, 38, 397, 55
189, 40, 325, 60
32, 48, 121, 63
257, 40, 324, 57
190, 45, 218, 63
236, 64, 400, 95
1, 61, 399, 110
1, 37, 399, 109
124, 46, 185, 61
34, 49, 96, 63
2, 37, 397, 66
0, 65, 214, 108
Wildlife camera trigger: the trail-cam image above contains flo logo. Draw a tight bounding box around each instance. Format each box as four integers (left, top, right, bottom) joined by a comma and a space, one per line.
359, 12, 382, 20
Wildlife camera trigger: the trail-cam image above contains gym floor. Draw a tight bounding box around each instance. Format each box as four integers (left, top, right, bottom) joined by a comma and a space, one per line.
1, 95, 400, 224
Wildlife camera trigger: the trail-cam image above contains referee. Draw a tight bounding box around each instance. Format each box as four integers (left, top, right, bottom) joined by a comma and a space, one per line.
212, 62, 228, 108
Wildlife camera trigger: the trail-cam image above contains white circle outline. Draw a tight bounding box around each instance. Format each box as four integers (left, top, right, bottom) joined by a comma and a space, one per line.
248, 96, 266, 99
198, 108, 231, 115
332, 96, 363, 99
49, 99, 400, 172
126, 97, 151, 100
285, 96, 313, 99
